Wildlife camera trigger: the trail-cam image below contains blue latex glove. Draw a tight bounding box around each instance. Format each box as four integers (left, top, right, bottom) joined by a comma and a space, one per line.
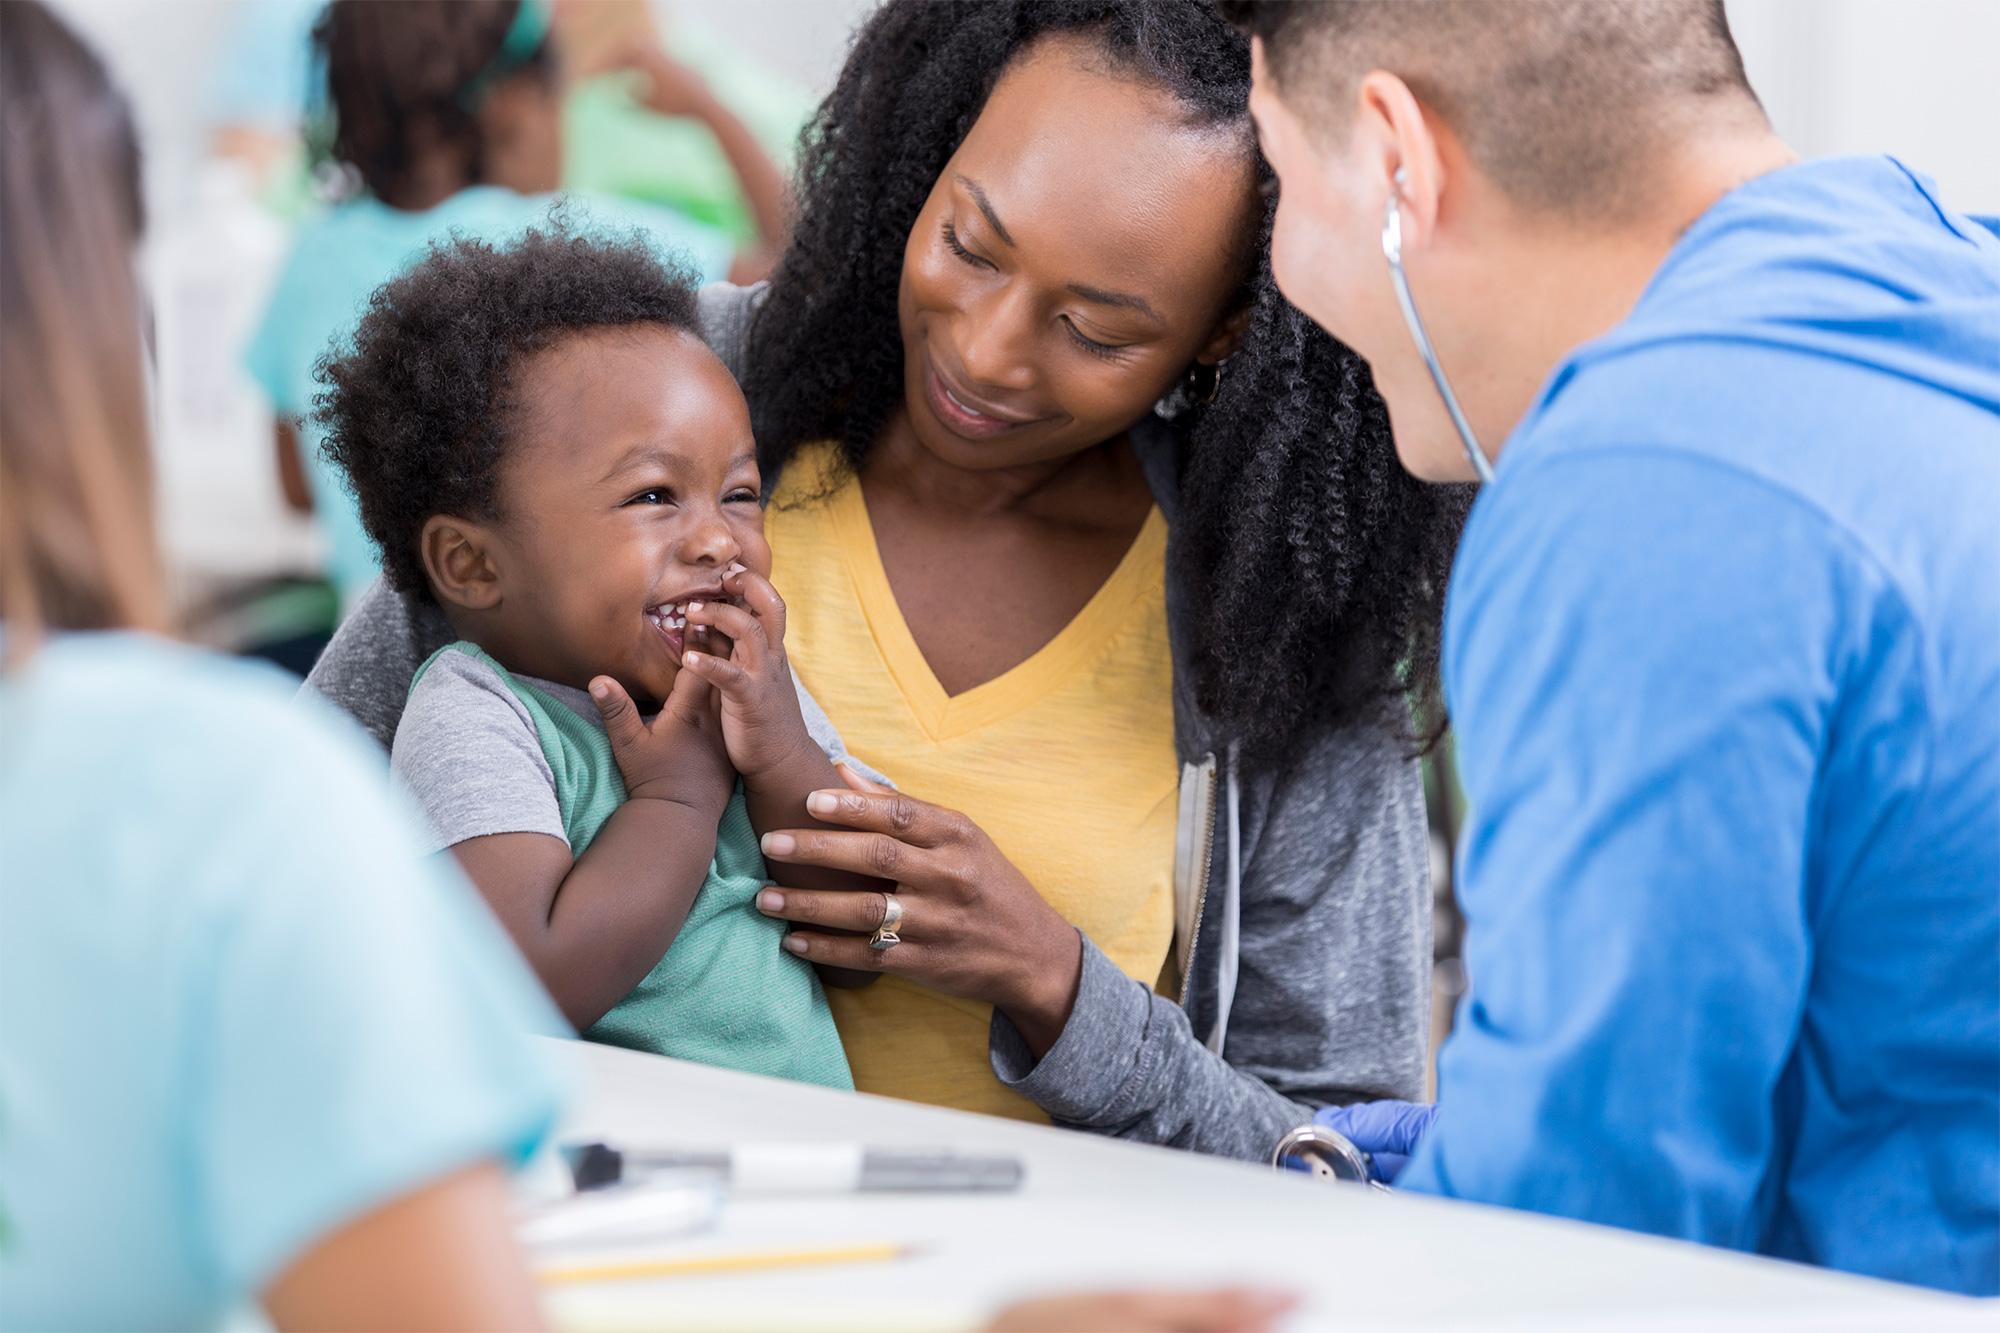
1312, 1100, 1438, 1183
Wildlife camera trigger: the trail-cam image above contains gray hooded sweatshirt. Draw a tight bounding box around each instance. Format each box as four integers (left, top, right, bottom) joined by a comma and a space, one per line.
301, 282, 1432, 1163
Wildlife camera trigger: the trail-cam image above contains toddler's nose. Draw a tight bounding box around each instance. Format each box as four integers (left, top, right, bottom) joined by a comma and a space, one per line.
681, 511, 741, 567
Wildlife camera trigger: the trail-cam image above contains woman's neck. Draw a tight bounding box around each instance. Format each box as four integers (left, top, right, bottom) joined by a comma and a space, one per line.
861, 408, 1144, 524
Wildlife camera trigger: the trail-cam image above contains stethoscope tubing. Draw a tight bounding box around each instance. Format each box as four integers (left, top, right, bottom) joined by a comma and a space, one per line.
1381, 184, 1497, 485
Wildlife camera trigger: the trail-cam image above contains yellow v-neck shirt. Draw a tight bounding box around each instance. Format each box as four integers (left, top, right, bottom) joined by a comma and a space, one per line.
767, 447, 1179, 1122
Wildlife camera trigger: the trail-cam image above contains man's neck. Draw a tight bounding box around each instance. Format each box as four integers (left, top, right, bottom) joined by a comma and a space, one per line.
1463, 127, 1798, 456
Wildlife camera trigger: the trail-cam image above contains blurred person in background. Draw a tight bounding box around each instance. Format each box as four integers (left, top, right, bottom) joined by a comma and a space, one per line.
0, 3, 567, 1325
1230, 0, 2000, 1295
553, 0, 813, 249
245, 0, 786, 613
0, 7, 1289, 1329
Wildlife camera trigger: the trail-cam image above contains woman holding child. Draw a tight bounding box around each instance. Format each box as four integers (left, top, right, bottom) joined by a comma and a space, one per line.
312, 0, 1469, 1161
0, 4, 1281, 1324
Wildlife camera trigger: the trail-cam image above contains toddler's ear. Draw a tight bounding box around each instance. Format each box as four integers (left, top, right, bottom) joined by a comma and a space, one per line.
421, 516, 504, 612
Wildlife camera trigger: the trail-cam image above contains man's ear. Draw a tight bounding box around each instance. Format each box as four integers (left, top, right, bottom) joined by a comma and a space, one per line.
1197, 301, 1256, 367
421, 515, 504, 612
1355, 70, 1448, 251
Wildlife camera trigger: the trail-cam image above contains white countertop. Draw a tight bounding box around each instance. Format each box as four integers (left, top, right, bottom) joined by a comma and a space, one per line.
535, 1038, 1988, 1332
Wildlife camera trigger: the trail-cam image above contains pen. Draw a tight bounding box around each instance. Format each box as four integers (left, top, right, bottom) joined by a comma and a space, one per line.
564, 1141, 1024, 1193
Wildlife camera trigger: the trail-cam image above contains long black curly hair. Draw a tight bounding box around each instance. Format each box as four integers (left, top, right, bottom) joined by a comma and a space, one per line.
316, 222, 700, 602
744, 0, 1472, 765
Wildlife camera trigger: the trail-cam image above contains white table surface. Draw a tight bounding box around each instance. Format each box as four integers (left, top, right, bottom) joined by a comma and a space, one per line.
535, 1039, 1990, 1332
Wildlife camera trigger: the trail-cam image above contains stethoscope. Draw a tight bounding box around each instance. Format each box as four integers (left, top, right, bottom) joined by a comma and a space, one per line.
1268, 172, 1483, 1192
1270, 1122, 1393, 1193
1381, 167, 1497, 485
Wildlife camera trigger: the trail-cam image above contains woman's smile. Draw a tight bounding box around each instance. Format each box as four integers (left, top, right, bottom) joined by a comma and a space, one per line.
923, 351, 1048, 441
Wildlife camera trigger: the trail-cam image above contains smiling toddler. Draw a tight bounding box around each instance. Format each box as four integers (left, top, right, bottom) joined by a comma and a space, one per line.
317, 224, 879, 1086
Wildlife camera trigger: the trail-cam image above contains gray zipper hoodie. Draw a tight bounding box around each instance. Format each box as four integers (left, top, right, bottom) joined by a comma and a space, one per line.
303, 283, 1433, 1164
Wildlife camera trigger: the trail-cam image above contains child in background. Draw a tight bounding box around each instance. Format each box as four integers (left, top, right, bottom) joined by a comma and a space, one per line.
318, 224, 880, 1086
247, 0, 786, 610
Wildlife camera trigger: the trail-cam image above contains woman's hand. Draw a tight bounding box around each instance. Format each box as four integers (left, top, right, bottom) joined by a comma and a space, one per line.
985, 1289, 1297, 1332
754, 775, 1086, 1056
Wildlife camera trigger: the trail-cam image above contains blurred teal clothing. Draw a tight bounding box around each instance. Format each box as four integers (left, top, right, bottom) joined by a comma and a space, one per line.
1404, 158, 2000, 1293
0, 632, 567, 1330
244, 186, 733, 605
207, 0, 322, 131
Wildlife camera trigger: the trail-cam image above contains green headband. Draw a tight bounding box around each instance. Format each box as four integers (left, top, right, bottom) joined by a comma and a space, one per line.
458, 0, 552, 110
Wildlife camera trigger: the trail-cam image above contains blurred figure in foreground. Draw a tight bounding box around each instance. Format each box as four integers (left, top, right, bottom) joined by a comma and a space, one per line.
0, 4, 566, 1327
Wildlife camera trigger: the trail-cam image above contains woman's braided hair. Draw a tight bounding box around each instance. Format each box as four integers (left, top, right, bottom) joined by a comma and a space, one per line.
744, 0, 1473, 765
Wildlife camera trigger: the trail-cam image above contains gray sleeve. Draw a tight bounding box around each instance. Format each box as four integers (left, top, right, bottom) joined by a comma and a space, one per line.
791, 666, 893, 790
390, 652, 567, 855
300, 578, 456, 751
696, 280, 769, 383
991, 717, 1432, 1161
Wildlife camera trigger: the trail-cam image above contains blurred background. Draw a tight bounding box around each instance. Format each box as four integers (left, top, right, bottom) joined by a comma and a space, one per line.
44, 0, 1999, 1082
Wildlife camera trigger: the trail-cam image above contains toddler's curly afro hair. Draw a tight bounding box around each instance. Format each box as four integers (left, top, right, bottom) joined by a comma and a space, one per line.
315, 218, 701, 602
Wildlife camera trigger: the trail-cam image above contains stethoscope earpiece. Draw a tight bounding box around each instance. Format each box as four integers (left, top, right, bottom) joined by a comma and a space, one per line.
1380, 171, 1496, 484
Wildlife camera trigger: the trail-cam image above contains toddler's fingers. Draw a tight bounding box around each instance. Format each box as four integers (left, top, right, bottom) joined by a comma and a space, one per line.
588, 676, 649, 752
723, 564, 788, 642
685, 599, 767, 666
658, 658, 715, 728
679, 648, 754, 700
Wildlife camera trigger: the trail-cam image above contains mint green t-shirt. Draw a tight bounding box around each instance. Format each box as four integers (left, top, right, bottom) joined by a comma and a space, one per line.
0, 632, 566, 1329
401, 642, 852, 1091
243, 187, 734, 608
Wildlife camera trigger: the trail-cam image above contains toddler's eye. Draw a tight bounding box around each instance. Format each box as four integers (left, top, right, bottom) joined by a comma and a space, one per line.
725, 487, 761, 504
627, 487, 673, 506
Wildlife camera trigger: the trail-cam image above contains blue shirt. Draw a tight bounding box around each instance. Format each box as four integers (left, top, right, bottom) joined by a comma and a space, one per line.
244, 186, 734, 603
1402, 157, 2000, 1295
0, 633, 567, 1329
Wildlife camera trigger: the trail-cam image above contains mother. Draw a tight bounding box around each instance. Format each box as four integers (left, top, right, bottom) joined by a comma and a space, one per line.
309, 0, 1469, 1160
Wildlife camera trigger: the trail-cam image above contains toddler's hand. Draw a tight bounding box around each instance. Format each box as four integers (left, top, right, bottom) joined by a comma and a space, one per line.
678, 564, 817, 790
589, 662, 732, 814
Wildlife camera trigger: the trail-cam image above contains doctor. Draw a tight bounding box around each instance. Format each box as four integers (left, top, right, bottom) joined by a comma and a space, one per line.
1224, 0, 2000, 1296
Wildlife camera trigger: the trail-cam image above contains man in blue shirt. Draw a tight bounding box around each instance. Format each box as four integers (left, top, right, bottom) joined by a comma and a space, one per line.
1225, 0, 1999, 1296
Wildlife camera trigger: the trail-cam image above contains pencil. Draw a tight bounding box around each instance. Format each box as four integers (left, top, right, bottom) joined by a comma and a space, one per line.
535, 1239, 913, 1285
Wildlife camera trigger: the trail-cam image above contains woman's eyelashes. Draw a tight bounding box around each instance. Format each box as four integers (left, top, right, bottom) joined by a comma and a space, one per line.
1063, 317, 1129, 362
941, 220, 989, 270
942, 218, 1130, 361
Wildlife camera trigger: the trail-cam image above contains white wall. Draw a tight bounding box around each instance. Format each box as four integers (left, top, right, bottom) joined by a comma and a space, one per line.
1728, 0, 2000, 214
52, 0, 1999, 234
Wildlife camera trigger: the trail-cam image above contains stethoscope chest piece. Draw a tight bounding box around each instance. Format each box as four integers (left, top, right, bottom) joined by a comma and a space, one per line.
1271, 1124, 1392, 1193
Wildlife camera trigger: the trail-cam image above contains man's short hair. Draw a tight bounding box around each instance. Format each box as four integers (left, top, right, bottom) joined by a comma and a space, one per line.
1222, 0, 1765, 220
